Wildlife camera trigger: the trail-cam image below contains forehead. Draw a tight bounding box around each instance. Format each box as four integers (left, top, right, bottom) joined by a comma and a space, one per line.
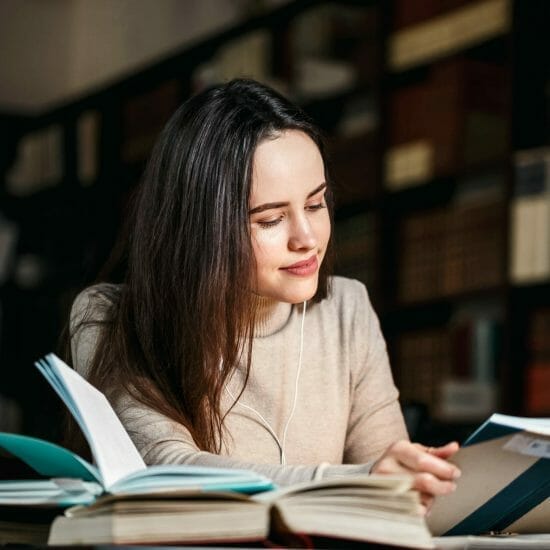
250, 130, 325, 202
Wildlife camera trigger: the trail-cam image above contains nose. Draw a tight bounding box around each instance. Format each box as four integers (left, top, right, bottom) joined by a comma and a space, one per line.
288, 213, 317, 251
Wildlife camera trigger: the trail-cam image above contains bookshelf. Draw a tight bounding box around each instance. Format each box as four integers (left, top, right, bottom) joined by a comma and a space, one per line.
379, 0, 550, 440
0, 0, 548, 445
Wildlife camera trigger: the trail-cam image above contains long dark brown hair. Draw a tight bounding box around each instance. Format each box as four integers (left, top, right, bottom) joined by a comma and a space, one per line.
69, 79, 334, 453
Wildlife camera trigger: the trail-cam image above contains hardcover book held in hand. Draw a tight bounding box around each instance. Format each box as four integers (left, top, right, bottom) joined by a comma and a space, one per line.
428, 413, 550, 537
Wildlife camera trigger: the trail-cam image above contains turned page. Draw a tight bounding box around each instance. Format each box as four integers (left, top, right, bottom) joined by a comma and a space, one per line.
36, 354, 146, 489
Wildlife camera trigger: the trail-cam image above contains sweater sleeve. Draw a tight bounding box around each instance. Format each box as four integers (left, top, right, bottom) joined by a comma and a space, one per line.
344, 282, 409, 464
113, 390, 373, 487
69, 285, 373, 487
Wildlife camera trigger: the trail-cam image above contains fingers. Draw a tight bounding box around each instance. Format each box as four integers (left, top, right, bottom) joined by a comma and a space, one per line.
396, 441, 461, 481
371, 440, 462, 502
424, 441, 459, 460
412, 471, 457, 496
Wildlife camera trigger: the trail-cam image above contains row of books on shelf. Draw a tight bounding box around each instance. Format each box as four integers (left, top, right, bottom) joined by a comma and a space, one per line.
3, 0, 517, 200
4, 110, 100, 196
0, 0, 523, 202
335, 142, 550, 301
398, 188, 506, 303
388, 0, 511, 71
3, 2, 380, 199
525, 307, 550, 415
385, 55, 509, 190
2, 354, 550, 548
395, 305, 502, 422
510, 147, 550, 285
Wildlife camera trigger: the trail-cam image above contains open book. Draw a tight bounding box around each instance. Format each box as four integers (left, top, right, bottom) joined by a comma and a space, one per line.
0, 353, 273, 505
2, 353, 433, 548
47, 475, 433, 547
428, 413, 550, 536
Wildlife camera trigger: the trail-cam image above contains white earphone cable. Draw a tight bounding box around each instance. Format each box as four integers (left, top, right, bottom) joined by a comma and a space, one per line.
280, 300, 306, 464
224, 300, 307, 465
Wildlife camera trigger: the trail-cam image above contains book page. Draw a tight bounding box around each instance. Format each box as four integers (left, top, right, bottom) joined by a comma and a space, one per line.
36, 354, 145, 489
491, 414, 550, 435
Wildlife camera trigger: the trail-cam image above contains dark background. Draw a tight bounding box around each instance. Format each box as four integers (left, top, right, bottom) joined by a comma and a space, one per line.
0, 0, 549, 448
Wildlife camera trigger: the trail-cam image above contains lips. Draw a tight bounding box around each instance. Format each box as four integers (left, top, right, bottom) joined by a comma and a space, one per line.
281, 255, 318, 276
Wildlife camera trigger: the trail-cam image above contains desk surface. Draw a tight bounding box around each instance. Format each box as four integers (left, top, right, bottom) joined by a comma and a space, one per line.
2, 539, 550, 550
434, 535, 550, 549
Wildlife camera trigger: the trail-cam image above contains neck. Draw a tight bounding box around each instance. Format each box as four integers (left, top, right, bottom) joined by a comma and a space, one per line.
252, 295, 293, 337
254, 295, 279, 325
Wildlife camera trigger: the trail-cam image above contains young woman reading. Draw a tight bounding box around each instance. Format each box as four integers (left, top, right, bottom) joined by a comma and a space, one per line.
69, 79, 459, 513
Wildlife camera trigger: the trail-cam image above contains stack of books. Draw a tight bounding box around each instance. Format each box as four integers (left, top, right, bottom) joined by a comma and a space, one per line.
3, 354, 550, 547
0, 354, 432, 548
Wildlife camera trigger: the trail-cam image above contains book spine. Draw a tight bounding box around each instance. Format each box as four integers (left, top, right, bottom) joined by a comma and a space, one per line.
510, 148, 550, 284
525, 307, 550, 414
398, 197, 505, 303
385, 58, 508, 189
388, 0, 511, 71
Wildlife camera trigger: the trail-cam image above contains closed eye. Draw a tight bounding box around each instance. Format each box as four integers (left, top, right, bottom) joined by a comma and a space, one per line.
306, 203, 326, 211
257, 217, 283, 228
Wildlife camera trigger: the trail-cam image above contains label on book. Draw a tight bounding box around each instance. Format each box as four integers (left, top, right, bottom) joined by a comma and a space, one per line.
503, 434, 550, 459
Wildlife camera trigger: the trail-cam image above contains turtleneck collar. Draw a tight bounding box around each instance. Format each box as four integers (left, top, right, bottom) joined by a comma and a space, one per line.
253, 297, 294, 338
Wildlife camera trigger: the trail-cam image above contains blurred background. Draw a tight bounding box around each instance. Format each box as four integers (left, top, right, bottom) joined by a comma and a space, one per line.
0, 0, 549, 447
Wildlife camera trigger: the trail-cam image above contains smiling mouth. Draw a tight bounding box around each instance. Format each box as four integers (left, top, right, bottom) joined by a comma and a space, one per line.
281, 255, 318, 276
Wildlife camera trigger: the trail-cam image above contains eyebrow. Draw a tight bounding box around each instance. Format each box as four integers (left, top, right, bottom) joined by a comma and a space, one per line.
249, 182, 327, 215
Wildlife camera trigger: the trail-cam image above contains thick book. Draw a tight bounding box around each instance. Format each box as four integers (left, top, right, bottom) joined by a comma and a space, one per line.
0, 353, 273, 505
428, 413, 550, 536
2, 354, 433, 548
47, 475, 433, 547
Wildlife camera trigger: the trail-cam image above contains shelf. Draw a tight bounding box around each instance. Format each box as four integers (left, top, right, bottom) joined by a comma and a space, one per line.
381, 284, 508, 330
0, 0, 548, 435
387, 0, 511, 73
382, 176, 456, 212
380, 156, 509, 212
385, 33, 510, 89
510, 282, 550, 303
381, 302, 453, 334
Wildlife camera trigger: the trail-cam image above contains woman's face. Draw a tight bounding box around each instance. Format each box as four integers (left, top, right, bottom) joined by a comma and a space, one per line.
249, 129, 331, 304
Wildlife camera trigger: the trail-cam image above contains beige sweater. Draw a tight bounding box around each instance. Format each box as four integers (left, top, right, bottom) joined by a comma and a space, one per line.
71, 276, 408, 486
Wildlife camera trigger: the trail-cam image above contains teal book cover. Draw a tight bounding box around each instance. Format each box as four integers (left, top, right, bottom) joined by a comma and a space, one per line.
0, 354, 274, 506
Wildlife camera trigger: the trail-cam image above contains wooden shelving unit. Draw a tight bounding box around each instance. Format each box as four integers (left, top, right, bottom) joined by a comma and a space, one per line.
0, 0, 549, 444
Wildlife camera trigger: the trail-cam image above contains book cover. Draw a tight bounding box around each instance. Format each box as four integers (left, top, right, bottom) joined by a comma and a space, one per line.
428, 414, 550, 536
0, 354, 273, 505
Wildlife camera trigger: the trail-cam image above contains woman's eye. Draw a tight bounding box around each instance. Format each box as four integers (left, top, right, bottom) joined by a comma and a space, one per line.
257, 218, 282, 228
306, 202, 326, 211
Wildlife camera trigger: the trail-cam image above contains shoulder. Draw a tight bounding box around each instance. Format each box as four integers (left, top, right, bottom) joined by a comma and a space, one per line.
69, 283, 121, 377
328, 276, 369, 304
322, 276, 372, 320
70, 283, 121, 328
309, 276, 375, 337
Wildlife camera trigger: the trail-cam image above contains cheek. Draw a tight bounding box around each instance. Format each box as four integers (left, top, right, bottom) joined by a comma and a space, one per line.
315, 213, 331, 248
252, 229, 284, 269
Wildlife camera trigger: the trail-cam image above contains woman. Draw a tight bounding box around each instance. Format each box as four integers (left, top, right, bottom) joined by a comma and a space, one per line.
70, 78, 459, 512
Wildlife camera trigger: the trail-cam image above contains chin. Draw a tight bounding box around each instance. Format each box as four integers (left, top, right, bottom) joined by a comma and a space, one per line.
257, 274, 320, 304
283, 281, 319, 304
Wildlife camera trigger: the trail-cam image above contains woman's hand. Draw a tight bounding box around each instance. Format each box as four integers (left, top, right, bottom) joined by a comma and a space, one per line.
371, 440, 460, 515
